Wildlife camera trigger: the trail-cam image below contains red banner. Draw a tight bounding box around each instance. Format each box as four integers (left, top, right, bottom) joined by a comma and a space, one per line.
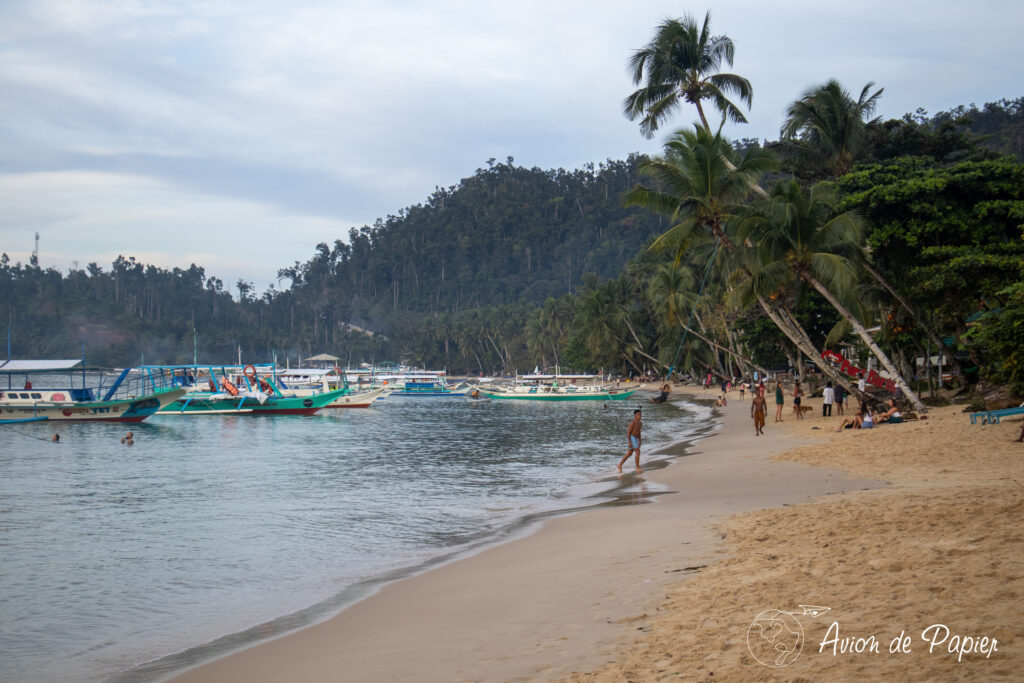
820, 350, 896, 393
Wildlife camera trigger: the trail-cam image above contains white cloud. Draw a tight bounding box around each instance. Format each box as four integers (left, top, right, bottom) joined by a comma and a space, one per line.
0, 171, 354, 291
1, 0, 1021, 291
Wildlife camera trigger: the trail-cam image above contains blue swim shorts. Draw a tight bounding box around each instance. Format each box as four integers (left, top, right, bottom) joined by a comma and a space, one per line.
630, 435, 640, 449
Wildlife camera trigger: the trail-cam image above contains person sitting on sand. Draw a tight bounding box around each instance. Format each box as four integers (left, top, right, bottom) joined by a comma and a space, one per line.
650, 382, 671, 404
837, 404, 874, 431
877, 399, 903, 424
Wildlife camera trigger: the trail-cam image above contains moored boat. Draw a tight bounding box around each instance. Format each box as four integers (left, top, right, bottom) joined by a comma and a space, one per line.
146, 364, 350, 415
474, 374, 637, 402
0, 360, 185, 422
325, 386, 387, 408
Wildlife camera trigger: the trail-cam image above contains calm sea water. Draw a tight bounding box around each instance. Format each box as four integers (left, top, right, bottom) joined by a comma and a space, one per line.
0, 393, 708, 682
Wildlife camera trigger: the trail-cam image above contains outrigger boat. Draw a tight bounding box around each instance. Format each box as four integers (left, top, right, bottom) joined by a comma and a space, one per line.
0, 360, 185, 422
473, 374, 637, 402
380, 373, 468, 397
268, 368, 386, 408
147, 364, 350, 415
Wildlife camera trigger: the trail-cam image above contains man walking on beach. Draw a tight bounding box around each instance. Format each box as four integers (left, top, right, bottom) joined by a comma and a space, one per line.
822, 381, 834, 417
618, 409, 643, 472
751, 388, 767, 436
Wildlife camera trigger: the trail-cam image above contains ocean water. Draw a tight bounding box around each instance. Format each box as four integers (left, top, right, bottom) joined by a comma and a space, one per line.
0, 394, 708, 682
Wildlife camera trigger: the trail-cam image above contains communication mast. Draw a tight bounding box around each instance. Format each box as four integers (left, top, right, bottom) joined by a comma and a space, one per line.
31, 232, 39, 266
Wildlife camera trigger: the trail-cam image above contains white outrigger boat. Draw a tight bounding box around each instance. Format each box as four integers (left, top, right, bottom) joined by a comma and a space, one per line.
474, 374, 638, 402
267, 368, 386, 407
0, 360, 185, 422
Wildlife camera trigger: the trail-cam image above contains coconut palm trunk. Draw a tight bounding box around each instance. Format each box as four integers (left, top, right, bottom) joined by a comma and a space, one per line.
754, 294, 870, 402
677, 319, 770, 378
804, 274, 926, 412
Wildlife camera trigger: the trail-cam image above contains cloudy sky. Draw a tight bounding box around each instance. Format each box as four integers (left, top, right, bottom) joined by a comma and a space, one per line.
1, 0, 1021, 294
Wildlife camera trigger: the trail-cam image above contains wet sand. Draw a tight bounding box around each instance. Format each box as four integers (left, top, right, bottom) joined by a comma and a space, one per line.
170, 387, 880, 682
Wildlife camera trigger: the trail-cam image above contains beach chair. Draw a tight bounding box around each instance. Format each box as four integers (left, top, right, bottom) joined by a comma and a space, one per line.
969, 405, 1024, 425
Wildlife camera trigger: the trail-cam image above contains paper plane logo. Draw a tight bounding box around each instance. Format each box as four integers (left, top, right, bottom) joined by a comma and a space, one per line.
746, 605, 831, 667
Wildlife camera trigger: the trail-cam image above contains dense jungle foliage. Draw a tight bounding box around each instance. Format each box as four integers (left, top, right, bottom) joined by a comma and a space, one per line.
2, 32, 1022, 400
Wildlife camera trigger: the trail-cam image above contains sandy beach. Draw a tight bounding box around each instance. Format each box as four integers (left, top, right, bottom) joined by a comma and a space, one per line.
169, 385, 1021, 682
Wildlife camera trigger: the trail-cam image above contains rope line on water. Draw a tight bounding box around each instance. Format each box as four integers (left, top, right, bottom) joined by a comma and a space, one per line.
667, 238, 722, 377
0, 423, 62, 442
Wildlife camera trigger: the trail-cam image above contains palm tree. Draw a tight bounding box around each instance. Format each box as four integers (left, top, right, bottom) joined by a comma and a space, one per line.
626, 125, 775, 256
780, 79, 884, 176
732, 180, 925, 411
575, 282, 639, 374
647, 262, 695, 328
624, 12, 753, 139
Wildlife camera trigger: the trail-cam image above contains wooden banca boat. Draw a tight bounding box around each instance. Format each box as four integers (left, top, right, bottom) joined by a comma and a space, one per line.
474, 374, 638, 402
268, 368, 387, 408
146, 364, 351, 415
0, 359, 185, 422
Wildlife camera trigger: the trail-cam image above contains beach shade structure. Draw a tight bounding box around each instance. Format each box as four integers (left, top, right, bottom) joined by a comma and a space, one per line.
304, 353, 340, 369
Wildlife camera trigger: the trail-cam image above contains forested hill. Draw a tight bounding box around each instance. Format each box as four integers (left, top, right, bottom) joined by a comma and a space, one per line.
277, 155, 667, 323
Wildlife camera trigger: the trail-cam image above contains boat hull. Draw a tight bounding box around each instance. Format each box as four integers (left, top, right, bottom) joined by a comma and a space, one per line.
160, 387, 350, 415
0, 387, 185, 422
476, 388, 638, 402
324, 387, 386, 408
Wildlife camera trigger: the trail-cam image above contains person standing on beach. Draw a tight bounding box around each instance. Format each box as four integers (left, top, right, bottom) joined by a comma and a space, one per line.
822, 381, 834, 417
834, 382, 846, 416
618, 409, 643, 472
751, 388, 767, 436
774, 382, 785, 422
792, 381, 804, 419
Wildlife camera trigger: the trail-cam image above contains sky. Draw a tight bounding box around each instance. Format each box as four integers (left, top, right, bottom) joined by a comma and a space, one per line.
1, 0, 1021, 294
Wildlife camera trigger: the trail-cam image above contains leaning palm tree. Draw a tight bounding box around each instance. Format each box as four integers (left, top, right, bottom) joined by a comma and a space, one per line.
627, 125, 774, 376
732, 180, 925, 411
626, 125, 775, 257
780, 79, 884, 176
624, 12, 752, 138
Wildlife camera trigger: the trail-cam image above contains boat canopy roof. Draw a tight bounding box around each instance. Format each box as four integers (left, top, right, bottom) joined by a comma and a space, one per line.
521, 374, 598, 380
277, 368, 333, 377
0, 359, 82, 373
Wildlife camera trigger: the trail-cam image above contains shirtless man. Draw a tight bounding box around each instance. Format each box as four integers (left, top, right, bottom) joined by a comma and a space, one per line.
618, 409, 643, 472
751, 387, 767, 436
